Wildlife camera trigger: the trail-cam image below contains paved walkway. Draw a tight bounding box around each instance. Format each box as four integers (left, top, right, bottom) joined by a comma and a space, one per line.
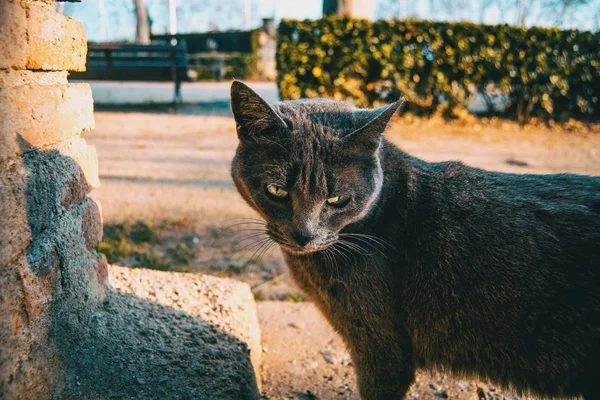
85, 81, 279, 105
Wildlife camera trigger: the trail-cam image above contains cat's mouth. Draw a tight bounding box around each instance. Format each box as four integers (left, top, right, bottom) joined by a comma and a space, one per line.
265, 225, 337, 254
280, 244, 331, 255
271, 236, 337, 255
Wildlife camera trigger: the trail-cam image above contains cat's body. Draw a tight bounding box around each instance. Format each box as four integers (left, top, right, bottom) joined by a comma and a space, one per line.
230, 81, 600, 399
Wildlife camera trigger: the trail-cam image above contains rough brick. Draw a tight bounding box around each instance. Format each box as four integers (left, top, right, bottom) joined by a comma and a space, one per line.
0, 0, 87, 71
0, 157, 30, 270
94, 254, 109, 286
0, 83, 95, 161
61, 165, 92, 208
81, 198, 103, 252
0, 0, 28, 69
55, 137, 101, 189
24, 1, 87, 71
0, 69, 68, 87
0, 139, 99, 273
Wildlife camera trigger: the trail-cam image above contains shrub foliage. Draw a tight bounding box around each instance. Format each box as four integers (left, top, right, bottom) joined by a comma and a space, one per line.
277, 17, 600, 122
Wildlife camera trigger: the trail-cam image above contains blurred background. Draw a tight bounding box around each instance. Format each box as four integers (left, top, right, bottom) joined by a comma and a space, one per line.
60, 0, 600, 302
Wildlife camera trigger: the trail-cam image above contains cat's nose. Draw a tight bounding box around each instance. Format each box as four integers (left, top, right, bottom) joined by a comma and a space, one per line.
291, 226, 315, 247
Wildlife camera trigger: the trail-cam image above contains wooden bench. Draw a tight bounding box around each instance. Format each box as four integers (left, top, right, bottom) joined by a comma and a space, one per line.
70, 43, 190, 103
187, 53, 234, 81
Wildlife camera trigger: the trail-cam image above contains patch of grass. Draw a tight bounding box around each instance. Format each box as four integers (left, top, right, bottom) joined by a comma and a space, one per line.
253, 291, 266, 301
97, 222, 172, 270
132, 251, 171, 271
284, 293, 306, 303
227, 262, 248, 275
209, 260, 249, 277
166, 244, 194, 267
129, 221, 159, 244
97, 237, 132, 263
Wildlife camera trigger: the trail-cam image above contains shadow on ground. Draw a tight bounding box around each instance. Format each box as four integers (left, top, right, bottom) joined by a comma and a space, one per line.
53, 289, 259, 400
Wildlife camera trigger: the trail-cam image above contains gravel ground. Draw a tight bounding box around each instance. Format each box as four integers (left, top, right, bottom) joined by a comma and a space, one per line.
258, 302, 544, 400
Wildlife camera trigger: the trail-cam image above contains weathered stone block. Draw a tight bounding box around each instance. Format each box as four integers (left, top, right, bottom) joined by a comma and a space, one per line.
0, 144, 98, 269
55, 137, 100, 189
0, 0, 28, 69
81, 198, 103, 252
0, 157, 30, 270
94, 253, 109, 286
0, 0, 87, 71
0, 69, 69, 87
24, 1, 87, 71
0, 83, 95, 161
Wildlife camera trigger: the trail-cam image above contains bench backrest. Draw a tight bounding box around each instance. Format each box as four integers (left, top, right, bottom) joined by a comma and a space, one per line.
71, 43, 190, 82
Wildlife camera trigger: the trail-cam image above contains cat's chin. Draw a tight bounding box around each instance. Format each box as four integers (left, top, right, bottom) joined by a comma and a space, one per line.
279, 243, 332, 255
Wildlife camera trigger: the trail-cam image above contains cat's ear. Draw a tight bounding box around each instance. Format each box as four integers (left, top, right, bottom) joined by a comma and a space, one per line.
342, 99, 404, 154
230, 80, 287, 141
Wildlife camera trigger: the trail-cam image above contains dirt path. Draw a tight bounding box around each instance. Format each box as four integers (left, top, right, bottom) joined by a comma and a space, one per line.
86, 111, 600, 299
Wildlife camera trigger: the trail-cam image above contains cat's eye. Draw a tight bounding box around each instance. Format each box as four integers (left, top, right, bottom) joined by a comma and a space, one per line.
266, 184, 289, 200
326, 195, 351, 208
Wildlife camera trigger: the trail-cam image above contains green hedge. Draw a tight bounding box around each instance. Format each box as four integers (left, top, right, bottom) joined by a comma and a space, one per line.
277, 17, 600, 122
190, 53, 258, 81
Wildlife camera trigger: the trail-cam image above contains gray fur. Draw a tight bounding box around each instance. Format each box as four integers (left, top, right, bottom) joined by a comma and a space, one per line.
230, 81, 600, 399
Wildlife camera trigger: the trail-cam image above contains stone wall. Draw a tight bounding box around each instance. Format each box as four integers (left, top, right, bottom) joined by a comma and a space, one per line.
0, 1, 106, 398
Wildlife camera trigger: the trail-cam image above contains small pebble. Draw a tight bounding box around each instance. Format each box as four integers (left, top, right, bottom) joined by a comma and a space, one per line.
457, 381, 469, 389
321, 350, 336, 364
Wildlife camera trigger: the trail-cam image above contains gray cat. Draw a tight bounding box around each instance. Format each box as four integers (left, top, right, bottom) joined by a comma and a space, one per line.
229, 81, 600, 400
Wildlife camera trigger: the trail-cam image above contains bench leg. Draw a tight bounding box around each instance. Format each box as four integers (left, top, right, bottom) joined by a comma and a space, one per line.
174, 80, 182, 104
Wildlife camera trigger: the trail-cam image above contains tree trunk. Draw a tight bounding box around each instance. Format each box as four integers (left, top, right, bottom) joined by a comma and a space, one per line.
323, 0, 345, 15
134, 0, 150, 45
323, 0, 373, 18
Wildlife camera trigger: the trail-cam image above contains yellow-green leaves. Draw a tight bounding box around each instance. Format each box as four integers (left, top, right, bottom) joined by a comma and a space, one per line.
277, 17, 600, 123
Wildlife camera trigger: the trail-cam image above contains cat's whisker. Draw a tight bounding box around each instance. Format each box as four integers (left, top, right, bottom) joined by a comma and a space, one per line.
247, 238, 273, 264
336, 239, 373, 257
324, 248, 339, 272
231, 233, 269, 250
329, 243, 352, 265
253, 241, 276, 265
212, 221, 266, 242
338, 234, 391, 258
228, 239, 273, 268
229, 237, 271, 260
339, 233, 391, 249
218, 218, 266, 228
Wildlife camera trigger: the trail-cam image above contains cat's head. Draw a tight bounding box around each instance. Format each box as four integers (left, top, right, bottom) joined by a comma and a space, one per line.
230, 81, 401, 255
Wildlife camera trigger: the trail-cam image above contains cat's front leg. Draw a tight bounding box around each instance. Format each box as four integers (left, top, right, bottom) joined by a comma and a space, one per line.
351, 343, 415, 400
